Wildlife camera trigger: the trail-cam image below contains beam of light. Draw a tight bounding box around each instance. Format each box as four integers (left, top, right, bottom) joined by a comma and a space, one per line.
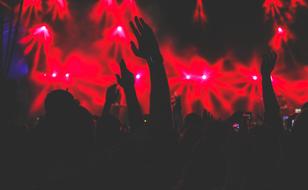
26, 1, 308, 119
33, 25, 51, 40
193, 0, 207, 24
47, 0, 71, 21
269, 25, 293, 51
20, 24, 54, 73
90, 0, 116, 23
263, 0, 284, 18
290, 0, 308, 9
21, 0, 42, 26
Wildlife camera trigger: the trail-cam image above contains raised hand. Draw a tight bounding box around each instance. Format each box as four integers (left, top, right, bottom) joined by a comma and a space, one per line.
130, 16, 163, 63
116, 59, 144, 132
116, 59, 135, 90
105, 84, 120, 104
261, 50, 277, 77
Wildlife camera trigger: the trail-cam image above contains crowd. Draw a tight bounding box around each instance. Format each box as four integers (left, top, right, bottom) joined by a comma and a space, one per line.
1, 17, 307, 190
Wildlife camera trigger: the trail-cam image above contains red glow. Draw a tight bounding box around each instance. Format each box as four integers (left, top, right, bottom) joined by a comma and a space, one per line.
47, 0, 70, 21
20, 24, 53, 53
20, 1, 307, 119
263, 0, 284, 18
290, 0, 308, 9
20, 24, 54, 73
21, 0, 42, 26
194, 0, 207, 24
270, 26, 293, 51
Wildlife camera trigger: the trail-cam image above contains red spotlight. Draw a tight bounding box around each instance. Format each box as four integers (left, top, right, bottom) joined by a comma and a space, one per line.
33, 25, 51, 40
65, 73, 70, 79
201, 74, 208, 80
51, 72, 57, 78
43, 73, 47, 77
185, 75, 191, 80
277, 26, 284, 34
252, 75, 258, 81
136, 73, 141, 80
113, 26, 126, 38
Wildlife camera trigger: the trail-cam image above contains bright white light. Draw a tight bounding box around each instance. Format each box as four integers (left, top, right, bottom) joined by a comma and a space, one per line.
185, 75, 191, 80
136, 74, 141, 80
202, 74, 207, 80
34, 25, 50, 40
65, 73, 70, 78
113, 26, 126, 38
252, 75, 258, 81
52, 72, 57, 78
277, 27, 283, 34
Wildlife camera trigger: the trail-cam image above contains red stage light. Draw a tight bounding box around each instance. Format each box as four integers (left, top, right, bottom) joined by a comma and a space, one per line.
48, 0, 70, 21
113, 26, 126, 38
252, 75, 258, 81
34, 25, 51, 40
65, 73, 70, 79
186, 75, 191, 80
194, 0, 207, 24
277, 27, 284, 34
263, 0, 284, 18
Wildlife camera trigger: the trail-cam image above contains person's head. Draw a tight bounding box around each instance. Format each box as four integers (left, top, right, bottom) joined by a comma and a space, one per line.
44, 89, 78, 117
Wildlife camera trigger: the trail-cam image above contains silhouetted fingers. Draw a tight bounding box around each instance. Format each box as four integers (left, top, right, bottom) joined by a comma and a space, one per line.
130, 21, 141, 40
135, 16, 144, 33
140, 18, 151, 32
120, 59, 128, 72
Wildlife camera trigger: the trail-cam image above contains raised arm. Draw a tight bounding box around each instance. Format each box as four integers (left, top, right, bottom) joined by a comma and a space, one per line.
130, 17, 173, 131
261, 50, 283, 130
102, 84, 119, 117
116, 59, 143, 132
